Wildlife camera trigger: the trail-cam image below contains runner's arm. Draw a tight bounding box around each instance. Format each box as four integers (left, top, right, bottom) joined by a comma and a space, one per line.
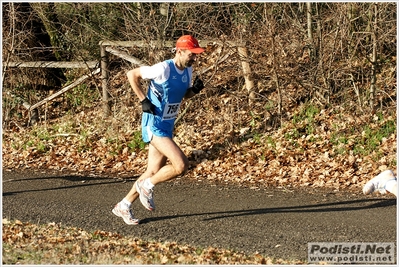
185, 76, 205, 99
184, 89, 196, 99
127, 68, 146, 102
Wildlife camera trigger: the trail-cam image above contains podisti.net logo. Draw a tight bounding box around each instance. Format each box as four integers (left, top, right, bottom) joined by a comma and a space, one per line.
308, 242, 395, 264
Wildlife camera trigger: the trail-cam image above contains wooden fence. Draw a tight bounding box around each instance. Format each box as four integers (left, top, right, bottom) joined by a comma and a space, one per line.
3, 60, 100, 124
99, 40, 253, 118
3, 39, 253, 122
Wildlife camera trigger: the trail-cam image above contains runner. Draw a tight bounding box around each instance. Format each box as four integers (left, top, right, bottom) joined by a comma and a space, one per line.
363, 169, 397, 197
112, 35, 206, 225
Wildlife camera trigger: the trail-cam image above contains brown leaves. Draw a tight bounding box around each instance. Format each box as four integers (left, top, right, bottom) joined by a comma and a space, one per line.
3, 113, 395, 193
2, 219, 305, 264
2, 83, 396, 193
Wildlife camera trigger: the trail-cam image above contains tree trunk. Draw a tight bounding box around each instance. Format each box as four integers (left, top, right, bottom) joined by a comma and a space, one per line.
8, 3, 65, 88
306, 2, 314, 60
100, 45, 111, 117
369, 3, 378, 109
237, 45, 256, 100
306, 2, 313, 43
30, 3, 65, 60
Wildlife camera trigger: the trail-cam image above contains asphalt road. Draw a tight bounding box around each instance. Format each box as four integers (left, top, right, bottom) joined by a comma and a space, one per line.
2, 169, 397, 261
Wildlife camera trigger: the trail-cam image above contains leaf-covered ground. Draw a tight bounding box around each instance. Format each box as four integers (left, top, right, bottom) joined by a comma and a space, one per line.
2, 219, 305, 265
2, 102, 396, 191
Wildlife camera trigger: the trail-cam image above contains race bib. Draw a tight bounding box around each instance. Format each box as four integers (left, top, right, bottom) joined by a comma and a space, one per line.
162, 102, 181, 120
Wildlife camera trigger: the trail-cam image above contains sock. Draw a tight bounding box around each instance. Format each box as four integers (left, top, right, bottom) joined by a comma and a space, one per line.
144, 178, 154, 189
385, 179, 397, 193
121, 198, 131, 209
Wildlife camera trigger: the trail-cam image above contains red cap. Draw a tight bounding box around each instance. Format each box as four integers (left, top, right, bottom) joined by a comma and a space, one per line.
175, 35, 204, 54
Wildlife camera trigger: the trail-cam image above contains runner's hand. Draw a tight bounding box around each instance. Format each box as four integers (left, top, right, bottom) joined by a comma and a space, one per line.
191, 76, 205, 94
141, 97, 156, 114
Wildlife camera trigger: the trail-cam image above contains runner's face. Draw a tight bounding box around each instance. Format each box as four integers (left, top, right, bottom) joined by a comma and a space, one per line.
180, 50, 197, 68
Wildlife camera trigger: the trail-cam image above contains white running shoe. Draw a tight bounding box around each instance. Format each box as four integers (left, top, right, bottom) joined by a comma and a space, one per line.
363, 170, 397, 195
112, 203, 140, 225
135, 179, 155, 211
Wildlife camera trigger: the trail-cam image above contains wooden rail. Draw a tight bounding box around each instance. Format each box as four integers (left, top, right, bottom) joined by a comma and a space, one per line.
4, 59, 100, 123
99, 39, 251, 117
4, 61, 98, 69
29, 68, 100, 111
4, 38, 250, 121
105, 46, 145, 66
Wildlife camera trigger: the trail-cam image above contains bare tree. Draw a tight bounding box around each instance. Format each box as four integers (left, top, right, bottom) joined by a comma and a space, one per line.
369, 3, 378, 109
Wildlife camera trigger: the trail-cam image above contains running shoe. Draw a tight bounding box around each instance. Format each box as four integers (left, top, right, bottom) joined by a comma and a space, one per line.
112, 203, 140, 225
363, 170, 396, 195
135, 179, 155, 211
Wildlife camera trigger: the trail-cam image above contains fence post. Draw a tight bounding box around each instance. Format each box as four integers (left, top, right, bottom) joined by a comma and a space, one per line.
100, 42, 111, 117
237, 42, 256, 101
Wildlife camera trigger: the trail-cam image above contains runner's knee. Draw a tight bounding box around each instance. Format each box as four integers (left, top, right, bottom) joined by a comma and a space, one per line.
174, 158, 189, 176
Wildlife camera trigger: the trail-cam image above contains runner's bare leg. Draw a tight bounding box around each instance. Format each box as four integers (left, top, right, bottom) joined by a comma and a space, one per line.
124, 135, 188, 203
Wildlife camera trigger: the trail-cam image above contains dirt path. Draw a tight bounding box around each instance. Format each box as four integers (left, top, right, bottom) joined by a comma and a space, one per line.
2, 169, 396, 261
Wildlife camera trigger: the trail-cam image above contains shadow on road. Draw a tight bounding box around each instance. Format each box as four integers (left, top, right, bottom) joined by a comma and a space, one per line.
2, 175, 138, 197
139, 198, 396, 224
